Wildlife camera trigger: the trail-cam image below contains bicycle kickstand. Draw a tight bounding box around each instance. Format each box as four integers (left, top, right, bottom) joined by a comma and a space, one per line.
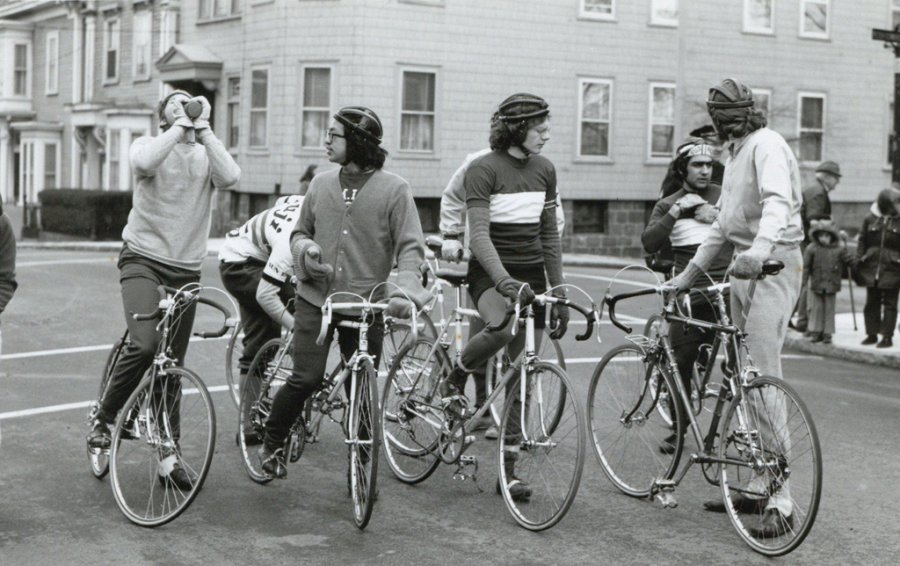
651, 479, 678, 509
452, 455, 481, 491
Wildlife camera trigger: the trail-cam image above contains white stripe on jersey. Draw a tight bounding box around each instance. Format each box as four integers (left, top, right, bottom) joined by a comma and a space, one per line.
489, 192, 546, 224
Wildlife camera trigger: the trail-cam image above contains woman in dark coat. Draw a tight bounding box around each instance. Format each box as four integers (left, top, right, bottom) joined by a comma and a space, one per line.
854, 187, 900, 348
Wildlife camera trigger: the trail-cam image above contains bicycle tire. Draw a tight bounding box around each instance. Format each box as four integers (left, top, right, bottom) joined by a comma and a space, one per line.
718, 375, 822, 556
110, 366, 216, 527
349, 359, 380, 529
88, 333, 128, 480
486, 328, 566, 428
238, 338, 287, 484
382, 316, 438, 376
588, 343, 683, 498
642, 313, 665, 340
497, 362, 585, 531
224, 320, 244, 409
381, 337, 446, 484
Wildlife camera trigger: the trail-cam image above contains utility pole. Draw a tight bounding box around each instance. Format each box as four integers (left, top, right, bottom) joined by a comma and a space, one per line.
872, 26, 900, 184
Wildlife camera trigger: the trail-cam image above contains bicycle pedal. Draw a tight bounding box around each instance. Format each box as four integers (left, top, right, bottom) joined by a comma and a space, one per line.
451, 455, 479, 481
655, 492, 678, 508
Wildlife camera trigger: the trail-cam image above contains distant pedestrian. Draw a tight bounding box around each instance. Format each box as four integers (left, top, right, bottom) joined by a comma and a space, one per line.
792, 160, 842, 333
853, 187, 900, 348
298, 164, 317, 196
801, 218, 851, 344
0, 201, 18, 355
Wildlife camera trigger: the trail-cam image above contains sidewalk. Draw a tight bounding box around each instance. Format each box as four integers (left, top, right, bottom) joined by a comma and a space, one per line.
16, 236, 899, 368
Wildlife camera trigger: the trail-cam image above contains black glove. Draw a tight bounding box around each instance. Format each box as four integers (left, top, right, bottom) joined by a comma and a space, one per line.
496, 277, 535, 305
549, 302, 570, 340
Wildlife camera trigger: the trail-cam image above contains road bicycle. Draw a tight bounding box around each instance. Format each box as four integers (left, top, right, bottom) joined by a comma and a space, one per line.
588, 261, 822, 556
382, 287, 598, 531
237, 289, 419, 529
87, 283, 234, 527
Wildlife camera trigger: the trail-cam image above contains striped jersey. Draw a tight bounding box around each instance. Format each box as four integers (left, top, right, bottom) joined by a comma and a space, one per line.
218, 195, 305, 284
465, 150, 557, 264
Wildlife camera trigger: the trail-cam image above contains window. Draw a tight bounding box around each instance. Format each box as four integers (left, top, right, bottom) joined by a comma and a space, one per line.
649, 83, 676, 159
199, 0, 241, 20
893, 0, 900, 29
300, 66, 332, 149
103, 18, 120, 83
133, 10, 152, 81
580, 0, 615, 20
798, 93, 825, 162
109, 130, 121, 190
250, 68, 268, 147
578, 78, 612, 158
46, 32, 59, 95
573, 201, 607, 234
227, 77, 241, 149
14, 44, 28, 96
651, 0, 678, 26
800, 0, 829, 39
400, 70, 436, 152
751, 88, 771, 119
44, 143, 58, 190
743, 0, 774, 34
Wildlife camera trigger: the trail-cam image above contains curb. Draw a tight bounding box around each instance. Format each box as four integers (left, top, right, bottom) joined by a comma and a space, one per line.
784, 331, 900, 369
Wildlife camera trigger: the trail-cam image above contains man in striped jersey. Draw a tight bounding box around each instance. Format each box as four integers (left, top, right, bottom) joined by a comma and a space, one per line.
219, 194, 303, 410
442, 93, 567, 501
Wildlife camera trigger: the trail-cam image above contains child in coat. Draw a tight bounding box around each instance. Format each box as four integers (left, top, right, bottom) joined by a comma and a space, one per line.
802, 218, 852, 344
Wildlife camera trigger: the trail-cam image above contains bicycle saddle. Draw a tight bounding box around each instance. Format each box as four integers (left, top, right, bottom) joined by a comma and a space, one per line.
436, 268, 467, 287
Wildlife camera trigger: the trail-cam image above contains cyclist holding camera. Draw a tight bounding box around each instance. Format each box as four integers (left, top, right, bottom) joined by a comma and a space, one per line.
87, 90, 241, 490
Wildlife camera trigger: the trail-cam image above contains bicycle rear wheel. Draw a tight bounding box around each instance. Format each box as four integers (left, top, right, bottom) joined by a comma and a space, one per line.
381, 337, 446, 484
349, 360, 380, 529
88, 332, 128, 480
719, 375, 822, 556
588, 343, 683, 497
110, 366, 216, 527
381, 317, 438, 376
238, 338, 289, 484
486, 328, 566, 428
497, 362, 585, 531
225, 321, 244, 409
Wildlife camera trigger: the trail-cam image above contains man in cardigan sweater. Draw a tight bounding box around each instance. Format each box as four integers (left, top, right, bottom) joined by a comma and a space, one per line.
259, 107, 430, 479
87, 90, 241, 491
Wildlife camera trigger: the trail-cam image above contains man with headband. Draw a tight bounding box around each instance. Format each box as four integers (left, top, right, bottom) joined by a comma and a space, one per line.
642, 138, 733, 454
87, 89, 241, 490
668, 78, 803, 537
258, 106, 431, 480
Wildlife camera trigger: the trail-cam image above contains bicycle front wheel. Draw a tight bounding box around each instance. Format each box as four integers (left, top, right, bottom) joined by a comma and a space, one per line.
498, 363, 585, 531
381, 337, 446, 484
110, 366, 216, 527
238, 338, 289, 484
88, 333, 128, 480
588, 344, 683, 497
349, 360, 380, 529
718, 375, 822, 556
225, 320, 244, 409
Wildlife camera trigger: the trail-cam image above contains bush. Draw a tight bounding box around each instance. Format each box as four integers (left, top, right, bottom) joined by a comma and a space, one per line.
39, 189, 132, 240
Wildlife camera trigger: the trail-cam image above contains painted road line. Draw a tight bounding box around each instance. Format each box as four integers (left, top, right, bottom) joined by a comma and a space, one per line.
0, 335, 229, 362
566, 271, 658, 289
17, 257, 117, 268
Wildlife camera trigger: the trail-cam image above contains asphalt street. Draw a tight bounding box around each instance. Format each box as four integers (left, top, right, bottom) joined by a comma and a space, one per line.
1, 250, 898, 565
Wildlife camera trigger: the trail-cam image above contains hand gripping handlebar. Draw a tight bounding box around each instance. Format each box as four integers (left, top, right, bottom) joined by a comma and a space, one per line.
131, 285, 236, 339
484, 294, 601, 343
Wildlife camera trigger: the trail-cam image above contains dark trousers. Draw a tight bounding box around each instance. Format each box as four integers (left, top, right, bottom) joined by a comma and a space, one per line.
863, 287, 899, 338
264, 297, 384, 450
98, 249, 199, 423
669, 293, 721, 397
219, 260, 293, 371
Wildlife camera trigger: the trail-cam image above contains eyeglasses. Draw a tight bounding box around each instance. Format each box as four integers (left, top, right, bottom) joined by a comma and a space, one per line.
325, 130, 345, 143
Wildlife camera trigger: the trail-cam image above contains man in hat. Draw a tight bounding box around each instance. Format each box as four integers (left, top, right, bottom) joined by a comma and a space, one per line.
668, 78, 803, 537
792, 160, 842, 331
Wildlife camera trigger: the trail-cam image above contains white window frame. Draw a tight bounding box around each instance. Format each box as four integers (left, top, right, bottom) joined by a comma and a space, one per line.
751, 87, 772, 118
743, 0, 775, 35
249, 66, 270, 149
226, 76, 241, 151
299, 64, 334, 151
576, 77, 613, 160
44, 142, 59, 190
650, 0, 678, 27
398, 67, 438, 154
580, 0, 616, 21
797, 92, 826, 164
648, 81, 676, 161
132, 10, 152, 81
199, 0, 242, 21
13, 43, 30, 97
45, 31, 59, 95
102, 17, 120, 84
799, 0, 829, 40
